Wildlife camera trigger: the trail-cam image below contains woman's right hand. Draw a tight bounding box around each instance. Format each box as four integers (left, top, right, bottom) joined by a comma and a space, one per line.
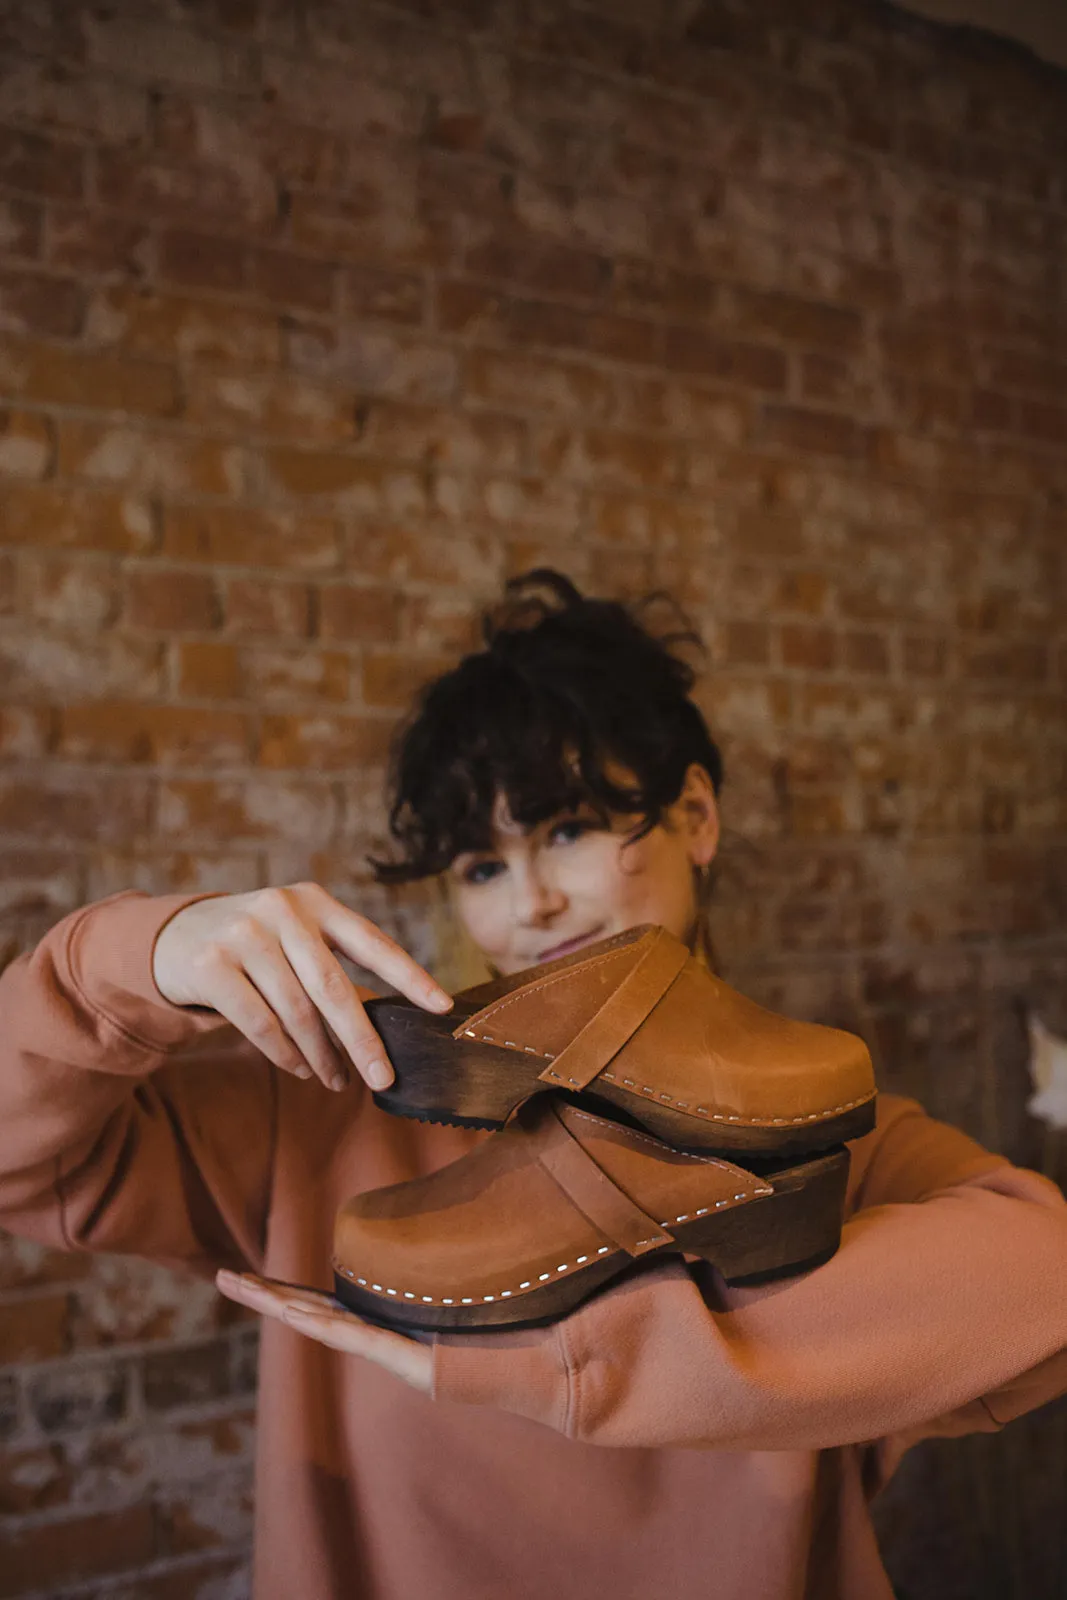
151, 883, 453, 1094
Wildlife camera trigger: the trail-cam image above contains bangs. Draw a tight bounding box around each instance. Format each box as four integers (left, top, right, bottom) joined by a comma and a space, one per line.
372, 656, 655, 884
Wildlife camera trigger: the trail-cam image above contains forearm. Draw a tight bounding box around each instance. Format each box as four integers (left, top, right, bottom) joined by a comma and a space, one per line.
434, 1166, 1067, 1451
0, 891, 230, 1196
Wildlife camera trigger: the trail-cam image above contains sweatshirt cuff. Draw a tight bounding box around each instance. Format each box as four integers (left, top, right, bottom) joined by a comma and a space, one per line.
431, 1322, 573, 1433
68, 889, 232, 1055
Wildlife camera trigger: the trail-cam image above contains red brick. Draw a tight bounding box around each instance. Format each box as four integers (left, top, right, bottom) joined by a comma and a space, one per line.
157, 778, 338, 846
58, 702, 250, 764
730, 286, 864, 351
760, 405, 864, 457
243, 645, 350, 703
0, 407, 53, 478
466, 233, 611, 301
319, 583, 402, 644
0, 1291, 70, 1363
722, 620, 770, 666
534, 426, 683, 490
361, 649, 451, 709
902, 634, 947, 679
0, 483, 155, 553
4, 337, 180, 416
176, 640, 242, 698
970, 388, 1014, 431
0, 1443, 71, 1515
250, 247, 336, 313
17, 554, 119, 629
284, 321, 457, 403
663, 326, 787, 390
0, 705, 56, 759
464, 348, 615, 418
787, 793, 849, 837
0, 772, 152, 841
223, 577, 311, 637
158, 227, 247, 291
156, 1466, 254, 1554
57, 421, 242, 498
0, 125, 85, 200
287, 186, 444, 266
163, 505, 341, 569
342, 263, 426, 325
436, 279, 506, 336
0, 1505, 155, 1598
257, 713, 392, 769
362, 403, 525, 472
987, 349, 1067, 397
1019, 400, 1067, 446
774, 570, 829, 615
0, 264, 81, 337
781, 624, 838, 672
583, 312, 662, 366
265, 447, 402, 509
732, 509, 806, 560
96, 148, 275, 229
45, 206, 150, 275
611, 258, 717, 321
844, 630, 891, 675
961, 640, 1048, 683
183, 366, 356, 445
0, 194, 42, 259
88, 285, 280, 364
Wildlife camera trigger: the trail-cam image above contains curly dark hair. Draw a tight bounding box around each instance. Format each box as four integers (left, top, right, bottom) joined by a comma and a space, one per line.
369, 569, 724, 885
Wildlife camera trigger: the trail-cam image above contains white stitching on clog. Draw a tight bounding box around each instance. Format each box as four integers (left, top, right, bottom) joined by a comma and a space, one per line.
330, 1177, 776, 1307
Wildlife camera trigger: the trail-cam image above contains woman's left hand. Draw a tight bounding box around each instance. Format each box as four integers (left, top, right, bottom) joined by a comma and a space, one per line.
216, 1269, 433, 1394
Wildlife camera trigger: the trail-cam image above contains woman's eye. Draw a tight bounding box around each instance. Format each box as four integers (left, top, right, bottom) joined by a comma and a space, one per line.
549, 818, 593, 846
462, 858, 504, 886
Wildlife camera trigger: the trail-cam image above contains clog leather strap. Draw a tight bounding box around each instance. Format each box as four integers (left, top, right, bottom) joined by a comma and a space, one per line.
519, 1098, 675, 1258
535, 926, 689, 1092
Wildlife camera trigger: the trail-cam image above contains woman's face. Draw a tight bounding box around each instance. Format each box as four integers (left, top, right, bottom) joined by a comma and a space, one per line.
446, 764, 720, 976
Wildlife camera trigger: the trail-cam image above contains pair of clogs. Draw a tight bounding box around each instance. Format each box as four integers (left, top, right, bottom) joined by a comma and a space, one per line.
332, 925, 876, 1333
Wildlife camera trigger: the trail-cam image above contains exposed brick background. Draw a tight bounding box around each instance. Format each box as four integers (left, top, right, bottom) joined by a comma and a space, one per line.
0, 0, 1065, 1594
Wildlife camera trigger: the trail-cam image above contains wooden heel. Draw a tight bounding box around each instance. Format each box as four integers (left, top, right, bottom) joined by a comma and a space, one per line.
366, 998, 541, 1127
675, 1148, 850, 1283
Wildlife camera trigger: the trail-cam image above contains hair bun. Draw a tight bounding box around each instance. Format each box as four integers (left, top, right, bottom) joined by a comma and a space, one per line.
482, 569, 584, 646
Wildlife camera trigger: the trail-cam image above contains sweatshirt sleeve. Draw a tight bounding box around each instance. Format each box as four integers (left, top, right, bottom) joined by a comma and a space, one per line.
0, 890, 278, 1279
432, 1097, 1067, 1451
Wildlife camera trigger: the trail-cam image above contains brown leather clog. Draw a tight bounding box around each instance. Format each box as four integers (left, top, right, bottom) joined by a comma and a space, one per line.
332, 1095, 851, 1332
366, 925, 875, 1157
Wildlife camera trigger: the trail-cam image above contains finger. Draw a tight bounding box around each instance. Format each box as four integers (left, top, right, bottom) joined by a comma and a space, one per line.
281, 1303, 433, 1389
306, 891, 453, 1014
193, 956, 316, 1080
216, 1270, 340, 1316
240, 942, 349, 1092
274, 927, 396, 1092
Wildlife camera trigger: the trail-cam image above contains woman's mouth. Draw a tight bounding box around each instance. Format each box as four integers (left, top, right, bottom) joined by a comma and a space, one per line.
536, 927, 605, 963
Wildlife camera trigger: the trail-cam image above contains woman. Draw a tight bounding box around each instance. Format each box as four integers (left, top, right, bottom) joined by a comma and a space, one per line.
1, 571, 1064, 1600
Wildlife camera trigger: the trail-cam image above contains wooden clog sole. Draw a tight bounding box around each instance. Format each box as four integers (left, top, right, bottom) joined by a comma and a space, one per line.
366, 998, 875, 1157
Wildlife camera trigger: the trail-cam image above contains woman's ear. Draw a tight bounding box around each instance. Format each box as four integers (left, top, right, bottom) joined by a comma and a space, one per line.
674, 763, 721, 868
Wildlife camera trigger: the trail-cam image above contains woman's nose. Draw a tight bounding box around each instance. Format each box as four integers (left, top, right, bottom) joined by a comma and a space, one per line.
511, 861, 566, 923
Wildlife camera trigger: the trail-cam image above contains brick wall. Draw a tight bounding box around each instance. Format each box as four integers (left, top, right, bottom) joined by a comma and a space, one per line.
0, 1, 1065, 1594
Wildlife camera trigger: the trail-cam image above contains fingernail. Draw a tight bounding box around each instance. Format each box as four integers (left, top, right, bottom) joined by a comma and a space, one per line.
426, 989, 453, 1012
366, 1058, 393, 1091
330, 1071, 348, 1093
295, 1064, 313, 1080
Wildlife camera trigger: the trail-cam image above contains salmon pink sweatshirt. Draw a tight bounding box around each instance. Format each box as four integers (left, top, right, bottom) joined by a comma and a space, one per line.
1, 890, 1066, 1600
